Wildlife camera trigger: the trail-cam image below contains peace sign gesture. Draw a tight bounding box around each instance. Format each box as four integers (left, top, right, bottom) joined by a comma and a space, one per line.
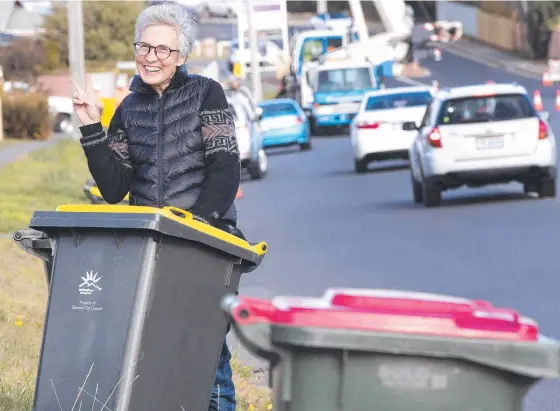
70, 74, 101, 126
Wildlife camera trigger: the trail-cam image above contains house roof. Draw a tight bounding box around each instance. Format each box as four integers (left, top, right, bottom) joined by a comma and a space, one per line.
0, 0, 46, 35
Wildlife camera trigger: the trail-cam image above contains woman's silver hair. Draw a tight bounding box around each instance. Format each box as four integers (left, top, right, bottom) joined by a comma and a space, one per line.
134, 2, 198, 57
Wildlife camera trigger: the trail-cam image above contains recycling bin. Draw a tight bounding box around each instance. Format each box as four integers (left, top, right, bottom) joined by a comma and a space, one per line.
13, 204, 267, 411
222, 288, 560, 411
83, 178, 129, 204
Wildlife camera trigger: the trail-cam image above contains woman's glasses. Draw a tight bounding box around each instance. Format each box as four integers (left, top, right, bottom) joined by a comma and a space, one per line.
134, 42, 179, 60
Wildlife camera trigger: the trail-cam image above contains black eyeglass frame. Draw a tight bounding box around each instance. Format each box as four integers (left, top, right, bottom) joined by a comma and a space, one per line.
133, 42, 180, 60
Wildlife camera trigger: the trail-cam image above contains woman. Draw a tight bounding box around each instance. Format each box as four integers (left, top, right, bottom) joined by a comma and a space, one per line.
71, 3, 241, 411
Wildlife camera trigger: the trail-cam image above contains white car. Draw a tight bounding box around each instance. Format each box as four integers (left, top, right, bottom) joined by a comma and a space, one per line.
197, 0, 236, 17
309, 12, 353, 32
226, 90, 268, 180
350, 86, 434, 173
408, 83, 556, 207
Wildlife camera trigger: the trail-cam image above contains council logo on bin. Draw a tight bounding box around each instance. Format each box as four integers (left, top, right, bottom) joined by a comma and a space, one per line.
79, 271, 103, 295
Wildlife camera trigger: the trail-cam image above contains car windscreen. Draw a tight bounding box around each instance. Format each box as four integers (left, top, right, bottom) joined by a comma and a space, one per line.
317, 67, 372, 92
260, 102, 298, 117
365, 91, 432, 111
437, 93, 535, 125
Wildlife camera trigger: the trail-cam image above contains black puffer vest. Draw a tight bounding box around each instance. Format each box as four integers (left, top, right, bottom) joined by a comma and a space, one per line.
120, 65, 236, 223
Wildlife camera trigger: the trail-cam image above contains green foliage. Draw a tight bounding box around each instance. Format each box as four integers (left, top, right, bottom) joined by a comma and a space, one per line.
525, 1, 560, 58
40, 1, 147, 70
1, 92, 53, 141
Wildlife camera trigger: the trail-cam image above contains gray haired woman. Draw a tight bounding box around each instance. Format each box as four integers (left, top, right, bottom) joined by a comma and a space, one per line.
71, 3, 242, 410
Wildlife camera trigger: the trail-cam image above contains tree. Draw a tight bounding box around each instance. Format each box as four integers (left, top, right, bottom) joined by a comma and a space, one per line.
0, 37, 44, 82
39, 1, 147, 71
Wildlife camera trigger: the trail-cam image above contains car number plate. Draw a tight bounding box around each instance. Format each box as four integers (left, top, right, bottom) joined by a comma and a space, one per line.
476, 135, 504, 150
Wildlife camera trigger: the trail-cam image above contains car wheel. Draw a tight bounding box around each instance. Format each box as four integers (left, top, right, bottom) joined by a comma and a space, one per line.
354, 158, 367, 174
538, 177, 556, 198
310, 119, 322, 136
523, 181, 538, 194
300, 131, 312, 151
55, 113, 73, 133
248, 149, 267, 180
411, 172, 422, 203
421, 180, 441, 207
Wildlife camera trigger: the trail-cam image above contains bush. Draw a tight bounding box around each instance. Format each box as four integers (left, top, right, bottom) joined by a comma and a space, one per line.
1, 92, 53, 140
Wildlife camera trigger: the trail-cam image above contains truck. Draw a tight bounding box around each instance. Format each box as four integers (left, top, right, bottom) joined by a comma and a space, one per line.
306, 56, 381, 135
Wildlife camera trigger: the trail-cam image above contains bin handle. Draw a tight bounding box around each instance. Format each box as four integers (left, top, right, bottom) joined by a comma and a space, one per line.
162, 206, 193, 220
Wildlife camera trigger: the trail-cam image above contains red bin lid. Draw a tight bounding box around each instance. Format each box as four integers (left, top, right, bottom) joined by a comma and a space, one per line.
232, 288, 539, 341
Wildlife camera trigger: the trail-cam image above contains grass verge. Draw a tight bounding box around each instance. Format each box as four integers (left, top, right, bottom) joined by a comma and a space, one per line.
0, 138, 20, 148
0, 139, 91, 233
0, 142, 272, 410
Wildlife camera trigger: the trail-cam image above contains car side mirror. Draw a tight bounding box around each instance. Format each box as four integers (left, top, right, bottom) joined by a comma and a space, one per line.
253, 107, 263, 122
402, 121, 419, 131
540, 110, 550, 122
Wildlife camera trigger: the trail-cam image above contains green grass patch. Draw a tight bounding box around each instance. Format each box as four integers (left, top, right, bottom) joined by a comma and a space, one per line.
0, 140, 91, 233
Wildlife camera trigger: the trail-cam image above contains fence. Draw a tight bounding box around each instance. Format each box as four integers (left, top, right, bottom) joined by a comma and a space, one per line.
436, 1, 527, 53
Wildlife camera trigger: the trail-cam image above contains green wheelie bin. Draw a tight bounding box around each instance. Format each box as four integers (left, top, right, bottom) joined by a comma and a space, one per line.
13, 203, 267, 411
222, 288, 560, 411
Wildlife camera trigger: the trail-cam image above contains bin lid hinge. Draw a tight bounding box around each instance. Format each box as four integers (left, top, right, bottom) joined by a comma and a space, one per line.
13, 229, 53, 263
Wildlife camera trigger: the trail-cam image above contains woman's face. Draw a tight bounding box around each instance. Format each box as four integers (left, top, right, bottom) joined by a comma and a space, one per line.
135, 24, 186, 91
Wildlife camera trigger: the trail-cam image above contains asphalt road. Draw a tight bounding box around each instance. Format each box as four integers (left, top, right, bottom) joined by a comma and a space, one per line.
231, 42, 560, 410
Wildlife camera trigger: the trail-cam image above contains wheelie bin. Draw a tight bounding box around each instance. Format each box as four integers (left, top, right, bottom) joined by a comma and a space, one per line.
13, 204, 267, 411
222, 288, 560, 411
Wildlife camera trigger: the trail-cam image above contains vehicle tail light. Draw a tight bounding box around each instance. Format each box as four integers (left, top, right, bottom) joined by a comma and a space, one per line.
538, 119, 548, 140
357, 121, 380, 129
313, 103, 320, 109
427, 127, 442, 148
296, 117, 304, 124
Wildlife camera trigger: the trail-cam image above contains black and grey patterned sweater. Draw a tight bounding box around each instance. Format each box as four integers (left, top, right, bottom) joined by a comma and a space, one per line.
79, 65, 241, 232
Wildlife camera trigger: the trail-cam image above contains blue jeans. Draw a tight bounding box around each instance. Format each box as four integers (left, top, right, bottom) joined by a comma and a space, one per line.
209, 336, 235, 411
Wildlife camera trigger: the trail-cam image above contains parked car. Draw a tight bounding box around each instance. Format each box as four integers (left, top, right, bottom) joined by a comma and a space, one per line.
225, 84, 268, 180
197, 0, 236, 18
258, 98, 311, 151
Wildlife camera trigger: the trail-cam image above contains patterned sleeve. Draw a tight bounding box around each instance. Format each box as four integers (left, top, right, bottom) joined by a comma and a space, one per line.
79, 102, 132, 204
189, 80, 241, 224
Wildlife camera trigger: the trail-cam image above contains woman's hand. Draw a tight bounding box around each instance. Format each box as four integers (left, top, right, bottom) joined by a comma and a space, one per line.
70, 75, 101, 126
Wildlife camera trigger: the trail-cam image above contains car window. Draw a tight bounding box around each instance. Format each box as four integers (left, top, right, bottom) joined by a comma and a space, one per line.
302, 38, 324, 63
365, 91, 432, 111
260, 102, 298, 117
437, 93, 535, 125
327, 37, 342, 51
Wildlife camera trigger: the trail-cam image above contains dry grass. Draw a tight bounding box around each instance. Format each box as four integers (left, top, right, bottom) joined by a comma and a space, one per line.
0, 138, 20, 148
0, 141, 272, 410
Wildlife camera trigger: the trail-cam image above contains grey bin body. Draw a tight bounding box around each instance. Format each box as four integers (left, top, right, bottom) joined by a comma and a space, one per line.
222, 292, 560, 411
13, 206, 266, 411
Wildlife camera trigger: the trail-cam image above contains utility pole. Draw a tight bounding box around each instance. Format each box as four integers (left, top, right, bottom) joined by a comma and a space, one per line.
67, 0, 86, 139
317, 0, 327, 14
246, 0, 263, 102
